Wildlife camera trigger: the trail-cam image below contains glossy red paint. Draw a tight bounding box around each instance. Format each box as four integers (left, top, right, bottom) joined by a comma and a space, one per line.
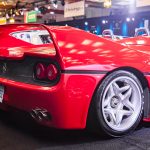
0, 24, 150, 129
43, 25, 149, 72
118, 36, 150, 46
0, 74, 105, 128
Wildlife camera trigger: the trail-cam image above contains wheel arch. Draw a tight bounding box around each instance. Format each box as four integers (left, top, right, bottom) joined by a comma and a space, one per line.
113, 67, 150, 118
88, 66, 150, 120
86, 66, 150, 136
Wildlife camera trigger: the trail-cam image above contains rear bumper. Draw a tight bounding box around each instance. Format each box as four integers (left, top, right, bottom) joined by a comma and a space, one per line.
0, 74, 105, 129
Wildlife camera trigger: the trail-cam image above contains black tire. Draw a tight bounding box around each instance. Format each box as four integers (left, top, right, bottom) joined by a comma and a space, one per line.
87, 70, 144, 137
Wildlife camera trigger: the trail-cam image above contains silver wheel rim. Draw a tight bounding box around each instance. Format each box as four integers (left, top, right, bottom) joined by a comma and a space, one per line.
102, 76, 142, 132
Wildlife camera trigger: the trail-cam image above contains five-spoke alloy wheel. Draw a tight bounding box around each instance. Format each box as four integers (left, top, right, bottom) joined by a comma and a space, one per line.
88, 70, 144, 137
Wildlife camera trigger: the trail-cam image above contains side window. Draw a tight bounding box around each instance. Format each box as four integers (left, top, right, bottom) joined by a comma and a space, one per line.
10, 30, 52, 45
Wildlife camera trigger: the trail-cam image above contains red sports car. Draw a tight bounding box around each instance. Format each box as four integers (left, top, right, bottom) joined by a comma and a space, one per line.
0, 24, 150, 137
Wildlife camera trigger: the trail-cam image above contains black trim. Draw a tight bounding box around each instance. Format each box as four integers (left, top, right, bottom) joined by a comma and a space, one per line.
61, 70, 108, 74
0, 56, 60, 87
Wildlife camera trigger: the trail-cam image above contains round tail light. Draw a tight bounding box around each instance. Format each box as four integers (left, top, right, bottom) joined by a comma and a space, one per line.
35, 63, 46, 79
47, 64, 58, 80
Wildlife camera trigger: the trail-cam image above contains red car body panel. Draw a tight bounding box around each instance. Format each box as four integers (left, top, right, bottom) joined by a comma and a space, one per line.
118, 36, 150, 46
0, 45, 56, 59
1, 74, 105, 128
46, 26, 147, 70
0, 24, 150, 129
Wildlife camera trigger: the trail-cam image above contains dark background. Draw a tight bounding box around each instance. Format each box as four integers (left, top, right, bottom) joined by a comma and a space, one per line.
49, 11, 150, 37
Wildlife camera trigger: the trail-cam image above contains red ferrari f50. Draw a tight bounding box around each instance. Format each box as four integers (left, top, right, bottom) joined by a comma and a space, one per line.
0, 24, 150, 137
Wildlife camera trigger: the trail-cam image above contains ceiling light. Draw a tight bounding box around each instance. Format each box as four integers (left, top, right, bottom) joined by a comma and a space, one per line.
126, 17, 130, 22
9, 18, 15, 24
34, 7, 39, 11
2, 1, 7, 6
102, 20, 107, 24
104, 0, 112, 8
85, 22, 88, 26
50, 11, 55, 15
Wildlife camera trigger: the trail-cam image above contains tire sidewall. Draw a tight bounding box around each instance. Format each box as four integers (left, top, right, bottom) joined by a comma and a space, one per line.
95, 70, 144, 137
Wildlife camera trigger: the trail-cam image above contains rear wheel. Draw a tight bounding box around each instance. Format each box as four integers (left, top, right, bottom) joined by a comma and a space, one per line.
88, 70, 144, 137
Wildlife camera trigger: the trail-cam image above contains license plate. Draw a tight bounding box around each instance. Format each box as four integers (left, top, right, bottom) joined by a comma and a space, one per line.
0, 85, 4, 103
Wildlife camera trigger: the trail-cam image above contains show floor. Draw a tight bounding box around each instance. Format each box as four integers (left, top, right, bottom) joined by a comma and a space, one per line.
0, 110, 150, 150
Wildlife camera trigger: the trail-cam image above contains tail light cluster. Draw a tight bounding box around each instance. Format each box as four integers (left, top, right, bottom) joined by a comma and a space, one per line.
34, 63, 59, 82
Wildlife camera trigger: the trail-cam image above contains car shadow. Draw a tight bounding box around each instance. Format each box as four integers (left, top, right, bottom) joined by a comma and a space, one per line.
0, 110, 111, 146
0, 110, 149, 150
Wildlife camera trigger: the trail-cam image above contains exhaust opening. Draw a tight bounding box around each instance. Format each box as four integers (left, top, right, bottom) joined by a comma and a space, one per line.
30, 108, 51, 122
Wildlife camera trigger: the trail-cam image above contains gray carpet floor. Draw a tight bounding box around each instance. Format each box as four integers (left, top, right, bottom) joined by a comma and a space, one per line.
0, 111, 149, 150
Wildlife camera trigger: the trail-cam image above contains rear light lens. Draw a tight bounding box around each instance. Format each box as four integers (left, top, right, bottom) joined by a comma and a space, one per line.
35, 63, 46, 79
47, 64, 58, 80
34, 63, 59, 81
